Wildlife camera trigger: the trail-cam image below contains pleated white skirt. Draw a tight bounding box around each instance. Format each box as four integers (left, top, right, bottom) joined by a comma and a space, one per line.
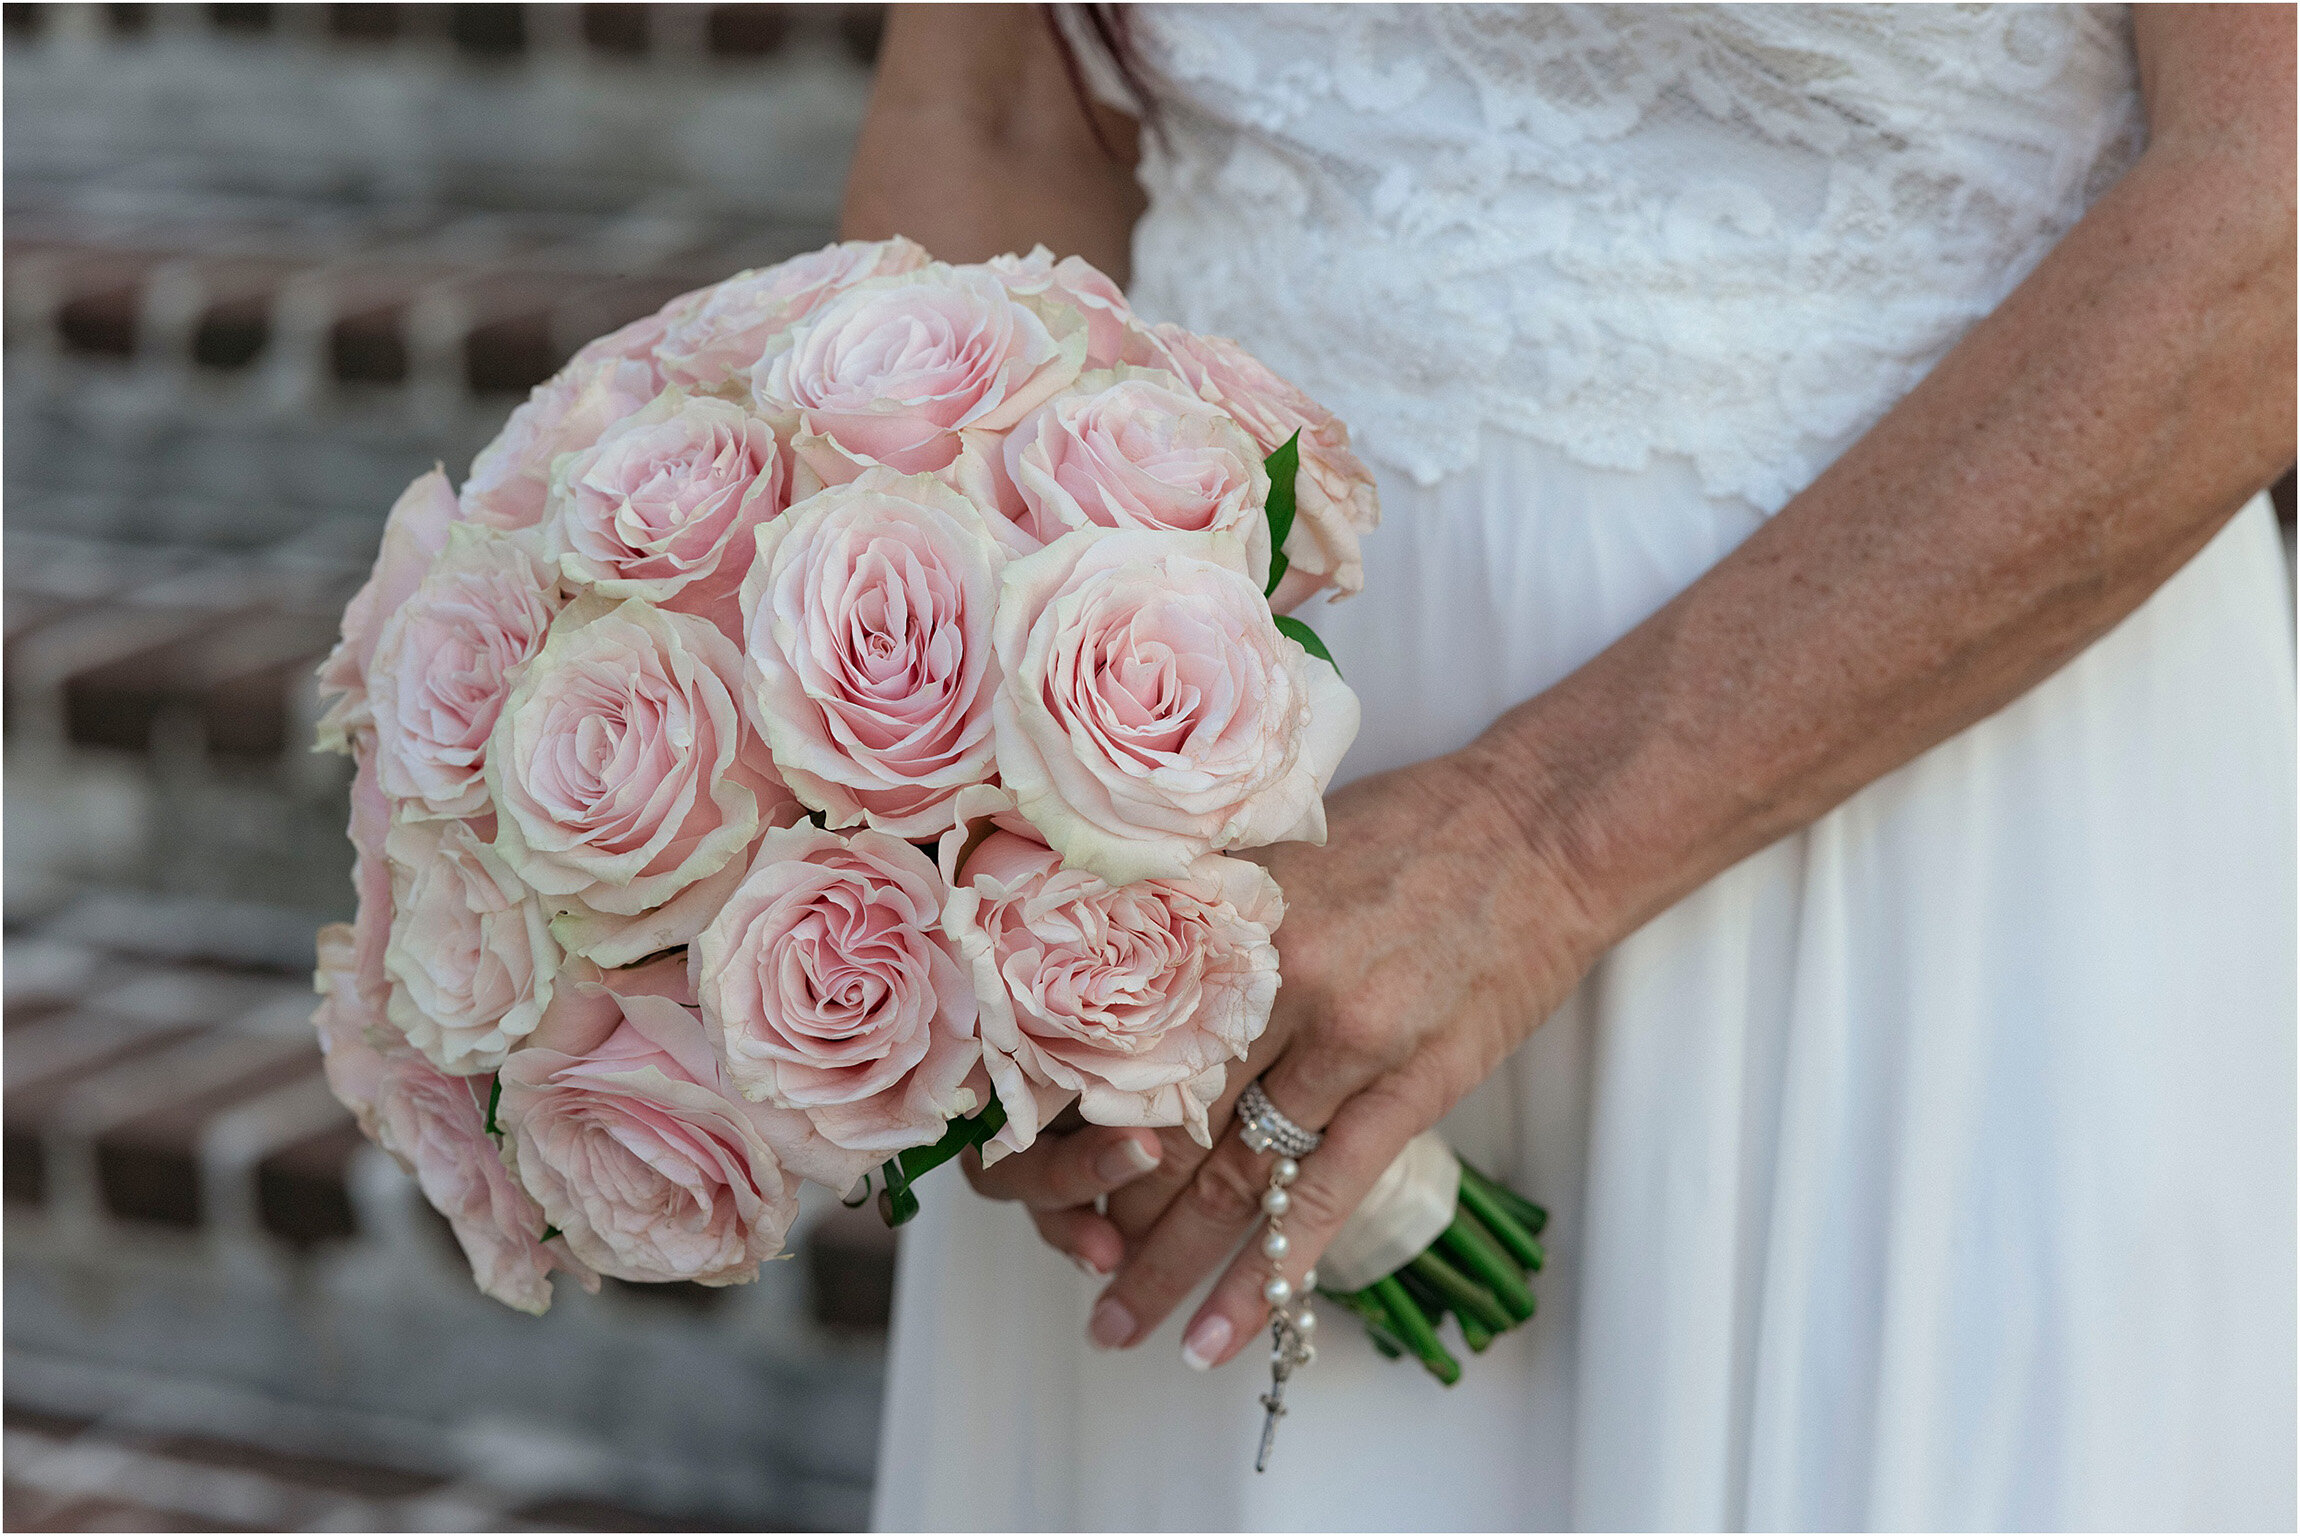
872, 432, 2297, 1532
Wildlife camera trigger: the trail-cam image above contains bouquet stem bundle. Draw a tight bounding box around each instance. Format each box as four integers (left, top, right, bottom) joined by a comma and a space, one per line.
1322, 1161, 1547, 1385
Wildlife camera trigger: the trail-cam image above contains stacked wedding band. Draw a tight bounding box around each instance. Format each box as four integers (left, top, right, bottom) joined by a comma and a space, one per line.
1237, 1079, 1323, 1159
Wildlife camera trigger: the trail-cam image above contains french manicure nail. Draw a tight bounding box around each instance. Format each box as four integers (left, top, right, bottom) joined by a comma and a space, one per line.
1181, 1313, 1233, 1372
1088, 1295, 1135, 1349
1073, 1251, 1112, 1279
1096, 1137, 1161, 1183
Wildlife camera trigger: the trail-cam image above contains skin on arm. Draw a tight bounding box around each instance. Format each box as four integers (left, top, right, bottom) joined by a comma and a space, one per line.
1055, 3, 2296, 1365
840, 4, 1145, 280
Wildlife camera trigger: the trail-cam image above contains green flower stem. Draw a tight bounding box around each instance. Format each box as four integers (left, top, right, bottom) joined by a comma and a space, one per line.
1457, 1310, 1495, 1353
1405, 1248, 1515, 1337
1370, 1275, 1461, 1387
1439, 1210, 1538, 1323
877, 1099, 1010, 1226
1323, 1288, 1409, 1360
1397, 1264, 1451, 1326
1456, 1168, 1545, 1271
1460, 1162, 1548, 1239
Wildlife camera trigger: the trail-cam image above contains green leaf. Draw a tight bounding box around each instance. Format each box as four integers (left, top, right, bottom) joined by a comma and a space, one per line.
1261, 431, 1301, 598
1272, 614, 1339, 676
876, 1097, 1012, 1228
485, 1074, 503, 1139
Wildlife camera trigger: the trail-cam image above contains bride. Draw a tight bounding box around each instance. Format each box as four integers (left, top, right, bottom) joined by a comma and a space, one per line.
843, 6, 2294, 1529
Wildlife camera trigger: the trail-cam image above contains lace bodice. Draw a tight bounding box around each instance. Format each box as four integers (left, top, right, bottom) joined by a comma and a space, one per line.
1112, 4, 2144, 509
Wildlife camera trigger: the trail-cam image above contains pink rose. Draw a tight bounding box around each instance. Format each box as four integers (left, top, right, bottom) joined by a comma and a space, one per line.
987, 246, 1136, 370
571, 304, 681, 371
313, 922, 592, 1315
488, 596, 799, 967
543, 390, 784, 614
314, 469, 460, 754
992, 527, 1360, 885
740, 469, 1004, 838
654, 238, 928, 394
692, 825, 978, 1152
497, 957, 875, 1285
939, 790, 1283, 1153
367, 525, 560, 819
382, 813, 560, 1075
461, 353, 659, 532
1005, 367, 1272, 581
347, 734, 394, 1012
753, 264, 1086, 482
1149, 325, 1381, 601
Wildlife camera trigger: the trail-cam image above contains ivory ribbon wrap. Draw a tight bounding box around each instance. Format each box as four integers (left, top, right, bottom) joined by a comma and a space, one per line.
1315, 1130, 1461, 1292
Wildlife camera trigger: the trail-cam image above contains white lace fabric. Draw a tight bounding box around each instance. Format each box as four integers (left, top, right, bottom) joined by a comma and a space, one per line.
1118, 4, 2144, 509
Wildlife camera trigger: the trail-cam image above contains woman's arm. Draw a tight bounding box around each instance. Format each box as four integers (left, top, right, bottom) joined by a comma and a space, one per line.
840, 4, 1144, 279
1479, 5, 2294, 948
997, 5, 2295, 1363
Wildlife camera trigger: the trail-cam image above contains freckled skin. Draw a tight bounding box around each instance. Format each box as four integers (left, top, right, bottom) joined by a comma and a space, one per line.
847, 5, 2297, 1354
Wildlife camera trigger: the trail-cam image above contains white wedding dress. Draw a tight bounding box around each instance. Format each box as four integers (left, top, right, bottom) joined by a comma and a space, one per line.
873, 7, 2297, 1530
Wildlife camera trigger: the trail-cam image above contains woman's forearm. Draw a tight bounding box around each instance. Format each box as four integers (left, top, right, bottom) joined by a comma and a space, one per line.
840, 5, 1144, 279
1471, 10, 2295, 959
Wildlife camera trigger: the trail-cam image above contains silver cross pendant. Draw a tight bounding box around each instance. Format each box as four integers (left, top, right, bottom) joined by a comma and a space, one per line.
1256, 1319, 1295, 1473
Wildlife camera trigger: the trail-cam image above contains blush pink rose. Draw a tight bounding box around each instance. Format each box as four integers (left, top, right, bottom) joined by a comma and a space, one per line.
497, 957, 875, 1285
939, 788, 1284, 1154
753, 264, 1086, 483
314, 922, 594, 1315
1149, 324, 1381, 601
692, 825, 978, 1152
987, 246, 1136, 370
488, 596, 800, 967
367, 524, 560, 819
740, 469, 1004, 839
992, 527, 1360, 885
315, 469, 460, 755
571, 304, 681, 370
461, 351, 659, 532
346, 734, 394, 1012
543, 390, 784, 614
1005, 367, 1272, 581
382, 813, 560, 1075
654, 237, 929, 394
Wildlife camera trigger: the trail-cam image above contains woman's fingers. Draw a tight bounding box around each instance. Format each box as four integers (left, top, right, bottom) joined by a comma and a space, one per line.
1085, 1066, 1372, 1351
1170, 1075, 1437, 1370
1030, 1204, 1128, 1279
1101, 1012, 1314, 1237
962, 1123, 1163, 1212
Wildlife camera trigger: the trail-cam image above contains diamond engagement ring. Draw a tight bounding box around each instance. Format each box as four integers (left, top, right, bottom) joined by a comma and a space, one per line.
1236, 1078, 1323, 1159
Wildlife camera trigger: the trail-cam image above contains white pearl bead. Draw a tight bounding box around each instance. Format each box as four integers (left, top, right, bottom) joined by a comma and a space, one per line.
1300, 1267, 1318, 1292
1261, 1229, 1290, 1260
1272, 1156, 1300, 1185
1299, 1343, 1317, 1366
1261, 1187, 1292, 1217
1263, 1276, 1294, 1307
1294, 1306, 1318, 1335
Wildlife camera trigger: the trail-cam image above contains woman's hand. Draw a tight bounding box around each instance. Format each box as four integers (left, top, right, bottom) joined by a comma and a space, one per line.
966, 746, 1604, 1367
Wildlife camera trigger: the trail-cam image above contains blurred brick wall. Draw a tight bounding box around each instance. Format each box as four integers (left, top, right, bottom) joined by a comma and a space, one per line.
5, 8, 900, 1529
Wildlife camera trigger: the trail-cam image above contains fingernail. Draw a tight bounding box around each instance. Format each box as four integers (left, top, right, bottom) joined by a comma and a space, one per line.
1096, 1137, 1161, 1183
1181, 1313, 1233, 1372
1088, 1295, 1135, 1350
1072, 1251, 1111, 1280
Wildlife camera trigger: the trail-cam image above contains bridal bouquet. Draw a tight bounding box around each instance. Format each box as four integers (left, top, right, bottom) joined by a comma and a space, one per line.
307, 237, 1538, 1396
